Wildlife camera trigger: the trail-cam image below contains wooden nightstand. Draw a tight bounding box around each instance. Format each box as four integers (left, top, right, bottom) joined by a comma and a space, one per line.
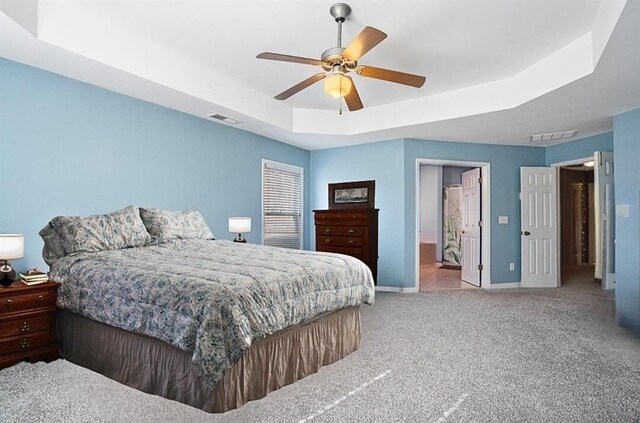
0, 281, 59, 368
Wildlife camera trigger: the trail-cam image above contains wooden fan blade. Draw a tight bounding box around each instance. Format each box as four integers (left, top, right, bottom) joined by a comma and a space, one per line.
274, 73, 326, 100
342, 26, 387, 61
344, 77, 363, 111
257, 52, 322, 66
357, 65, 426, 88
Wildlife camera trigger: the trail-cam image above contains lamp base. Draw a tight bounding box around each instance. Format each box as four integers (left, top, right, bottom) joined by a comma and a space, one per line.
0, 264, 16, 288
233, 234, 247, 243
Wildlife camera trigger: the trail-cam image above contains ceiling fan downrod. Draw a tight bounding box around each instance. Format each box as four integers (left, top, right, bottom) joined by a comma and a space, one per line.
330, 3, 352, 48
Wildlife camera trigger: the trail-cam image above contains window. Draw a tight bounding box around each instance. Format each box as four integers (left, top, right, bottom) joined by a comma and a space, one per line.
262, 159, 304, 249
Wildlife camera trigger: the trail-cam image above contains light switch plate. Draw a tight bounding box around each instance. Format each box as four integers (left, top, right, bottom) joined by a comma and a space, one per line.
616, 204, 630, 218
498, 216, 509, 224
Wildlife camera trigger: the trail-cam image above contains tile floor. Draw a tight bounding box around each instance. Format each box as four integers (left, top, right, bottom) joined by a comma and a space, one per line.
420, 260, 597, 292
419, 262, 478, 291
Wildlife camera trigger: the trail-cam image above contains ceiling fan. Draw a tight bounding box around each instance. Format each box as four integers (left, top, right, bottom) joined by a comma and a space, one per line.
256, 3, 426, 112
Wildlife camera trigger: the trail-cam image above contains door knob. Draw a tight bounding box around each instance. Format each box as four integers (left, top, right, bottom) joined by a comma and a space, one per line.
522, 231, 531, 236
461, 230, 466, 234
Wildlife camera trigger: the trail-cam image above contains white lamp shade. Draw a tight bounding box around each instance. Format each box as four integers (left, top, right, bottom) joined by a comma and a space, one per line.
0, 234, 24, 260
324, 72, 352, 98
228, 217, 251, 234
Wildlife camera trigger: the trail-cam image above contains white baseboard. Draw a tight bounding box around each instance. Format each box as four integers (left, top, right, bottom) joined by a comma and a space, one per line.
484, 282, 521, 289
375, 286, 419, 293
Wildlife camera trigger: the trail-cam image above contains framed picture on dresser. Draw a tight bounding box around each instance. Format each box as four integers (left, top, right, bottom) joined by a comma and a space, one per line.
328, 180, 375, 209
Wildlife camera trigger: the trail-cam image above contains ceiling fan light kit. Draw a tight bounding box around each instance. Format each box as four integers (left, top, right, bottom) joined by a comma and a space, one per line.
256, 2, 426, 112
324, 66, 352, 98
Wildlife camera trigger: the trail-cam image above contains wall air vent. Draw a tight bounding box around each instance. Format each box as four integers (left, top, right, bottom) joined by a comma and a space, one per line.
530, 130, 578, 142
207, 113, 240, 125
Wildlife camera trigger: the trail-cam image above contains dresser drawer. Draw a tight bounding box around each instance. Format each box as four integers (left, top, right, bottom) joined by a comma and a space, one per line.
0, 331, 51, 355
317, 235, 340, 246
339, 227, 365, 236
315, 213, 368, 225
340, 237, 364, 247
1, 290, 56, 315
342, 212, 369, 222
317, 246, 353, 255
0, 314, 53, 338
316, 226, 340, 236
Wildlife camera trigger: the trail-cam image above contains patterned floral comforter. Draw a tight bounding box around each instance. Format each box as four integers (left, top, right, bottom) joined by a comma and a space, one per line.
50, 239, 375, 387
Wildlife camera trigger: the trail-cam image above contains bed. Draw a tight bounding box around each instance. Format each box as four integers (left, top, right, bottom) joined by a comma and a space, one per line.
44, 207, 375, 412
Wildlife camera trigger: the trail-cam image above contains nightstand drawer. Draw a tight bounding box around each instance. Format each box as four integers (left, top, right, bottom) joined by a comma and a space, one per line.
0, 314, 53, 338
1, 290, 56, 314
0, 331, 51, 355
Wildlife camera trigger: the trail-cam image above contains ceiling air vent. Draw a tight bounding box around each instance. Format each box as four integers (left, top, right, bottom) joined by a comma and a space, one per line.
530, 130, 578, 142
207, 113, 240, 125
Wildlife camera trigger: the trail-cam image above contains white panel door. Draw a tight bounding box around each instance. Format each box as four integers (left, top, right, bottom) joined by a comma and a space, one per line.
520, 167, 559, 288
594, 151, 615, 289
461, 168, 481, 286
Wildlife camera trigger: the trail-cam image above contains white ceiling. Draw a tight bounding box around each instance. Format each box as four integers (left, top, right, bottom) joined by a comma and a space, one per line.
1, 0, 638, 150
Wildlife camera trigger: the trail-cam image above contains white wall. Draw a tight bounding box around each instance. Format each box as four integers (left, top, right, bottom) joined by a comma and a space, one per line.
420, 165, 440, 243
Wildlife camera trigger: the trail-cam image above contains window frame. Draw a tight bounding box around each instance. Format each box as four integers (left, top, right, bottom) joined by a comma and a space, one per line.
261, 159, 305, 249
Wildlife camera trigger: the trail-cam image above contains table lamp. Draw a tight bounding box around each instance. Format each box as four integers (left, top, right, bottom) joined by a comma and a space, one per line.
0, 234, 24, 287
228, 217, 251, 243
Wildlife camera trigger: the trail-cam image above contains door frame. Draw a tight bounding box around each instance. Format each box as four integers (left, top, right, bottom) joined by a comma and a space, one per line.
549, 155, 593, 287
414, 158, 492, 290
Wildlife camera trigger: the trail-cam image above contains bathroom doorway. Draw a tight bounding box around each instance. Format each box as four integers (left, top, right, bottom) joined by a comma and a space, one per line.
418, 164, 482, 290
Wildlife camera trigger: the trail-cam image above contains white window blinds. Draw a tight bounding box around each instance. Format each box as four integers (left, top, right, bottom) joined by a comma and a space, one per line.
262, 160, 304, 249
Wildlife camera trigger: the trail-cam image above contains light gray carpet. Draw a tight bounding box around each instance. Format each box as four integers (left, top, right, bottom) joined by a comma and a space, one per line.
1, 277, 639, 422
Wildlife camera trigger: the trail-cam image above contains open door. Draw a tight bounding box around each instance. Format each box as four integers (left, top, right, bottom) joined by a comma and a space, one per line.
461, 168, 481, 286
594, 151, 615, 289
521, 167, 559, 288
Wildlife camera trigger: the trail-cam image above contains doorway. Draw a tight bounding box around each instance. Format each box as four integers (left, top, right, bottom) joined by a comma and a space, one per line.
525, 152, 616, 290
415, 159, 491, 291
559, 163, 596, 287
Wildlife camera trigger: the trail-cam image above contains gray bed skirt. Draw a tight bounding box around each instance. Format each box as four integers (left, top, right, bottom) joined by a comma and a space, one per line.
56, 307, 362, 413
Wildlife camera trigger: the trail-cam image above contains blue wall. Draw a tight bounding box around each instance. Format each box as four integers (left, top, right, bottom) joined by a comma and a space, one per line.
613, 108, 640, 333
545, 132, 613, 165
310, 139, 406, 286
0, 58, 310, 272
404, 139, 547, 287
311, 138, 548, 288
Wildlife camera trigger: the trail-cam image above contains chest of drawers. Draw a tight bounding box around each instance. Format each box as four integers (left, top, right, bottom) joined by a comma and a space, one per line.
0, 281, 59, 368
314, 209, 379, 284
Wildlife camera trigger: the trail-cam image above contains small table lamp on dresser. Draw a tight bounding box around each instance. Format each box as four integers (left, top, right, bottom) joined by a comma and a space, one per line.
229, 217, 251, 243
0, 234, 24, 288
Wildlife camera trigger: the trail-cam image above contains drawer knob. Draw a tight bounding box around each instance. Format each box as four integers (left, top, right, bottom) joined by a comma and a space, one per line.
19, 338, 30, 349
348, 239, 354, 244
5, 299, 12, 307
325, 238, 331, 244
21, 322, 30, 332
36, 295, 44, 304
348, 229, 354, 234
336, 214, 342, 218
324, 228, 331, 233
